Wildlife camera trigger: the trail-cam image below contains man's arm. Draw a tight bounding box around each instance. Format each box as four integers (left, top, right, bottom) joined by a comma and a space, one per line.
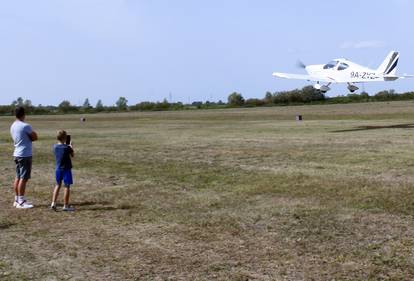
29, 131, 38, 142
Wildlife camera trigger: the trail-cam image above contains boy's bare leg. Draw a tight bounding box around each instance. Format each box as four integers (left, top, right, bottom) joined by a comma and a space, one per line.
63, 187, 70, 207
52, 184, 62, 206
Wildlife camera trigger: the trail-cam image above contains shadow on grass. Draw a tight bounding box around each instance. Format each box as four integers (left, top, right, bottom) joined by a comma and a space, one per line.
35, 201, 136, 212
72, 201, 112, 206
0, 222, 16, 230
331, 123, 414, 133
72, 201, 137, 212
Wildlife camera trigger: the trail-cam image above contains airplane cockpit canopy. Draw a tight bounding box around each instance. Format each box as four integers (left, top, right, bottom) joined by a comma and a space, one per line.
337, 62, 349, 71
323, 61, 338, 69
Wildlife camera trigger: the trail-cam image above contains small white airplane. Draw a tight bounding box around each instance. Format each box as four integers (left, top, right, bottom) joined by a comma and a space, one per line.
272, 51, 413, 93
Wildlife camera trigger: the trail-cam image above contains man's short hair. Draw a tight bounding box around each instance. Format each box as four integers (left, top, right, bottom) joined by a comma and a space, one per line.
57, 130, 67, 142
15, 106, 25, 119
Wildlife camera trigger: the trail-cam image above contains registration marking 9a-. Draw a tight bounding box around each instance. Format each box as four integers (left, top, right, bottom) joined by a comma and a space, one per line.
350, 72, 377, 80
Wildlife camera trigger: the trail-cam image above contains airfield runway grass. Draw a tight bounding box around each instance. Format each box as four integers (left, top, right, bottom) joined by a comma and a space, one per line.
1, 101, 414, 280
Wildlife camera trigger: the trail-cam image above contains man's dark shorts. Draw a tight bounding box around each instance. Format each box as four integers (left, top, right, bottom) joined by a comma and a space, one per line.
14, 156, 32, 180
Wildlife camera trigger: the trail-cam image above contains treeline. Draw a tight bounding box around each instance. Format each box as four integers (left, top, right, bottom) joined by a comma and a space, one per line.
1, 88, 414, 115
229, 87, 414, 106
328, 89, 414, 104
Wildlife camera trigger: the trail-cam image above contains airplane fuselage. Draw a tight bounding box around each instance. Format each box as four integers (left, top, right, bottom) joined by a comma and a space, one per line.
305, 60, 386, 83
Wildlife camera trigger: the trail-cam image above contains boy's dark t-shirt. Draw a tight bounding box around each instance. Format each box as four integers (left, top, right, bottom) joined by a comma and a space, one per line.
53, 144, 73, 170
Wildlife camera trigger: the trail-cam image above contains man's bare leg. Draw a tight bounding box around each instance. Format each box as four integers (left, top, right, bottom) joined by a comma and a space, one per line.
13, 177, 19, 195
13, 178, 20, 205
14, 178, 33, 208
17, 179, 28, 197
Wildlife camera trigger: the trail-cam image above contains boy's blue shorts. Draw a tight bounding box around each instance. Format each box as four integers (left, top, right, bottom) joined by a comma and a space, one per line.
55, 169, 73, 187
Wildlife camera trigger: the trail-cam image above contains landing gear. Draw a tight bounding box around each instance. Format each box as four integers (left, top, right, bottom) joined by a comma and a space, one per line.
347, 83, 359, 93
313, 82, 331, 93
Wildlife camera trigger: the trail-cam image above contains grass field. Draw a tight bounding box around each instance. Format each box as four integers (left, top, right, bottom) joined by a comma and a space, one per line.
1, 101, 414, 281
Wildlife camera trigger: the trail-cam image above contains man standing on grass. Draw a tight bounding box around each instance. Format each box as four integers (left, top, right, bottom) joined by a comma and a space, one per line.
10, 106, 38, 209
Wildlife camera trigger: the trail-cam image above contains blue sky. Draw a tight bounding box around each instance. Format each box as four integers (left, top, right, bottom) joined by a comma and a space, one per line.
0, 0, 413, 106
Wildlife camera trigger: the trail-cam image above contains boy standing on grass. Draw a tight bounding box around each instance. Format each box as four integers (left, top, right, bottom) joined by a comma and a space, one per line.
50, 130, 75, 211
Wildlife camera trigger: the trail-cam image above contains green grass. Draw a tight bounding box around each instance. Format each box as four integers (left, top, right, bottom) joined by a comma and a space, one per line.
1, 101, 414, 280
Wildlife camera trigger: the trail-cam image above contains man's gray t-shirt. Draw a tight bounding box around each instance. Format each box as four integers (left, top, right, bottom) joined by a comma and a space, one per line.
10, 120, 33, 157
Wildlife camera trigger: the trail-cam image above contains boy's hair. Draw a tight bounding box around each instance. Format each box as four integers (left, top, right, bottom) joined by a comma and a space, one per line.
57, 130, 67, 142
15, 106, 25, 119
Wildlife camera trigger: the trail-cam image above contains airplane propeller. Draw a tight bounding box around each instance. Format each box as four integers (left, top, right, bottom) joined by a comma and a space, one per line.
296, 60, 306, 69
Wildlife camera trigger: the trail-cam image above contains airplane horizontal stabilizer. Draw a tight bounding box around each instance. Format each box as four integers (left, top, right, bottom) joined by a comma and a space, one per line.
383, 74, 414, 81
383, 76, 399, 81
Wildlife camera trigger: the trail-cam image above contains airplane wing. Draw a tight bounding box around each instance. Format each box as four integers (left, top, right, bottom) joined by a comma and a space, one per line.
272, 72, 335, 83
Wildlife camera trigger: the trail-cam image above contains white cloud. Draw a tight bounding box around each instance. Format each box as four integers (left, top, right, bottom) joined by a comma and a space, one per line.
340, 40, 385, 49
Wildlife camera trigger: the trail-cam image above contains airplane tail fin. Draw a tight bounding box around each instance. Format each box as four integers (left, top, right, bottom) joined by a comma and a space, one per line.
377, 51, 399, 75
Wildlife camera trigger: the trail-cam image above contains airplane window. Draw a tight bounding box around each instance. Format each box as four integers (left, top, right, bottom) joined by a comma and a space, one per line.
323, 61, 338, 69
337, 63, 349, 71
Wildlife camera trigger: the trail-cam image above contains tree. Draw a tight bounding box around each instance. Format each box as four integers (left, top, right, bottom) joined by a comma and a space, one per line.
96, 100, 104, 112
82, 98, 92, 111
227, 92, 245, 106
245, 98, 265, 107
23, 99, 34, 113
155, 98, 170, 111
264, 91, 273, 104
58, 100, 73, 113
374, 89, 397, 101
300, 86, 325, 102
11, 97, 24, 107
360, 91, 370, 101
23, 99, 32, 107
116, 97, 128, 111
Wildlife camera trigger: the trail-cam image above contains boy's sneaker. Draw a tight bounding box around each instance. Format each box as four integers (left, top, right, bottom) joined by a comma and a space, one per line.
15, 200, 34, 209
50, 205, 57, 211
62, 206, 75, 212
